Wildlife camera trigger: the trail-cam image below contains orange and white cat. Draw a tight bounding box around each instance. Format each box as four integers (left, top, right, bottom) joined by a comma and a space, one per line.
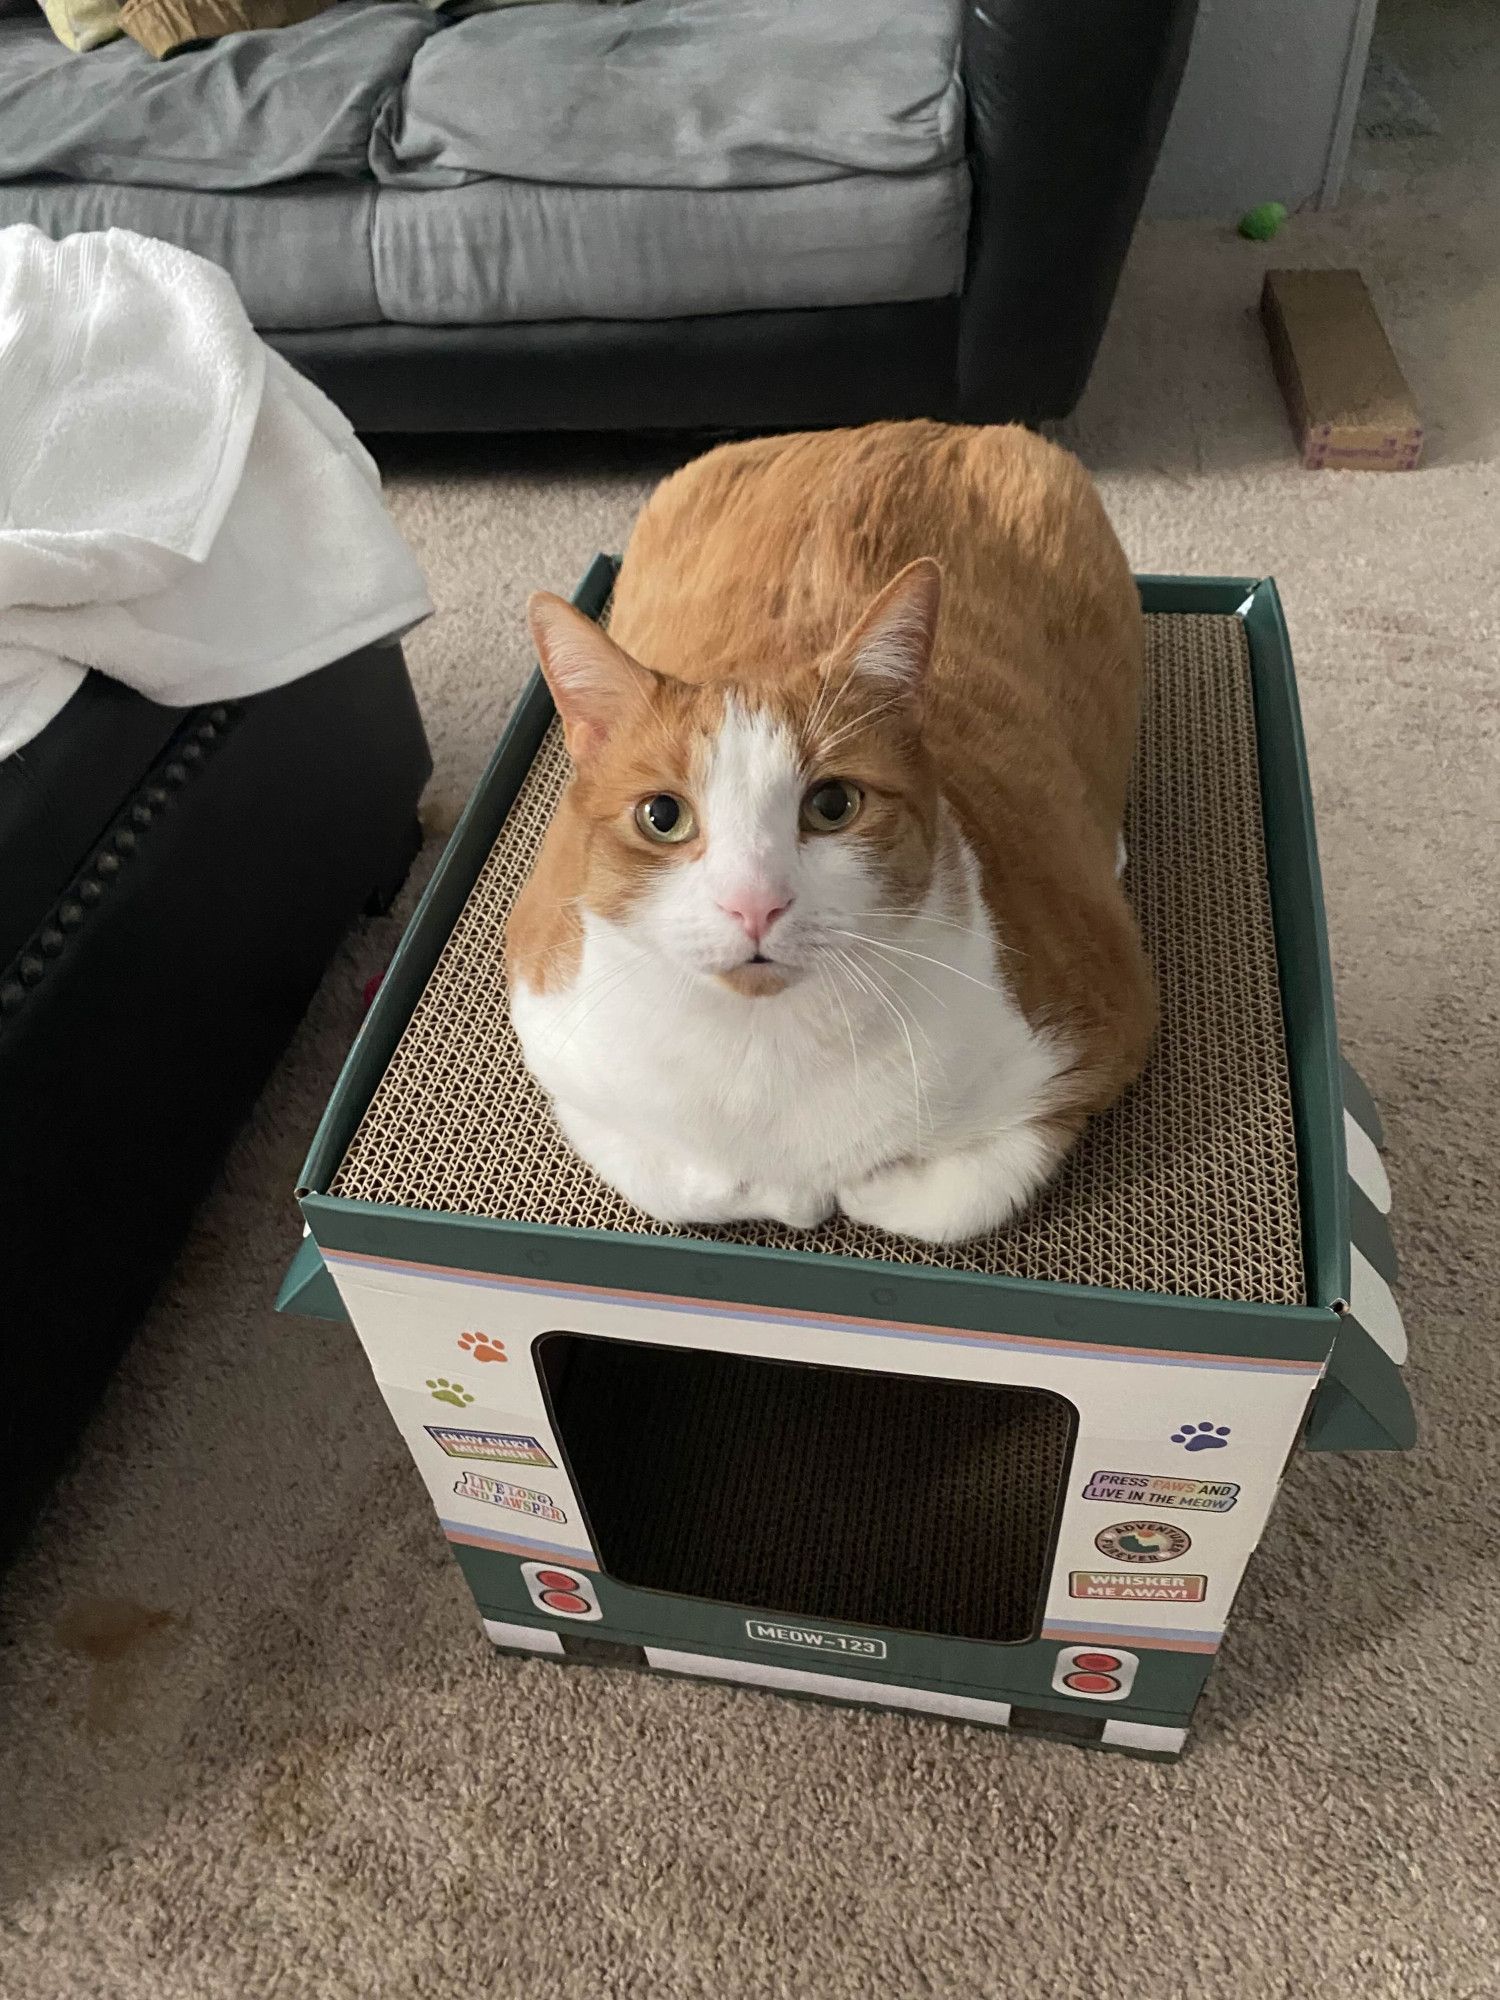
507, 421, 1155, 1244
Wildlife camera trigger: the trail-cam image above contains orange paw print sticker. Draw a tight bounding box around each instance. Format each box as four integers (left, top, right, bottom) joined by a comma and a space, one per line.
457, 1329, 507, 1364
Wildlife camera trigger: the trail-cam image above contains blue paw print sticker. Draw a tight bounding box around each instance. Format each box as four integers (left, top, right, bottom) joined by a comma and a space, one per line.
1172, 1421, 1231, 1452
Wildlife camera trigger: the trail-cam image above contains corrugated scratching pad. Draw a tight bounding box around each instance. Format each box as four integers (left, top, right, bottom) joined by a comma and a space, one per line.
539, 1336, 1075, 1642
334, 612, 1305, 1309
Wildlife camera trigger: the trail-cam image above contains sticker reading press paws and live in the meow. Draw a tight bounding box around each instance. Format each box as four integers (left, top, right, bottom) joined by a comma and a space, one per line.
1069, 1571, 1208, 1603
1093, 1520, 1194, 1565
1083, 1469, 1239, 1512
453, 1471, 567, 1522
425, 1425, 555, 1468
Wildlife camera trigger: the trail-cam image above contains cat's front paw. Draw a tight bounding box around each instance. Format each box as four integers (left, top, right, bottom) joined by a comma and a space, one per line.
742, 1186, 836, 1231
839, 1129, 1054, 1244
553, 1105, 745, 1225
839, 1154, 1011, 1244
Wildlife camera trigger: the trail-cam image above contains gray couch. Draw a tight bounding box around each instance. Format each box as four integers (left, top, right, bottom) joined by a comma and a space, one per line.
0, 0, 1198, 430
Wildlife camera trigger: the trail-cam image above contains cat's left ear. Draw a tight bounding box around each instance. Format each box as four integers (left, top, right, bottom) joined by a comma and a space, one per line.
838, 558, 941, 700
527, 591, 660, 763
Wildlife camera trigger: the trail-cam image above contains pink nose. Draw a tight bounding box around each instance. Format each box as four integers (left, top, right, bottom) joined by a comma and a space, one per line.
716, 886, 794, 945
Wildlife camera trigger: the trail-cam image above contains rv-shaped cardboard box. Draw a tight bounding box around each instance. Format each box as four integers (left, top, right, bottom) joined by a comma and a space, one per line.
280, 559, 1413, 1759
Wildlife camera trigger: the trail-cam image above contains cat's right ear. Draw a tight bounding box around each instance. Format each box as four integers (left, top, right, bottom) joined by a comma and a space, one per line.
838, 557, 941, 701
527, 592, 657, 763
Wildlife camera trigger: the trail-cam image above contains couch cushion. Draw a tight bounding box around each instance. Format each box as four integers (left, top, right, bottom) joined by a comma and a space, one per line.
0, 3, 438, 189
370, 167, 969, 324
0, 181, 381, 328
374, 0, 965, 189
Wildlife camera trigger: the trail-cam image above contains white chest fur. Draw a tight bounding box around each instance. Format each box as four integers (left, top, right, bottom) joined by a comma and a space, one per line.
510, 829, 1070, 1243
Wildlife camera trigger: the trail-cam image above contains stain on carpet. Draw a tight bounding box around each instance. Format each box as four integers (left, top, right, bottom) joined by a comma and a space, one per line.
54, 1597, 182, 1734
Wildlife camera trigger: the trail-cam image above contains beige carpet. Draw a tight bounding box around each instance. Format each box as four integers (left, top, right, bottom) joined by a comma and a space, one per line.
4, 13, 1498, 1996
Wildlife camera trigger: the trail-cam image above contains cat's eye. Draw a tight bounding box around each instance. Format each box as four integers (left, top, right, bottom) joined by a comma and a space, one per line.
634, 793, 697, 844
801, 779, 863, 833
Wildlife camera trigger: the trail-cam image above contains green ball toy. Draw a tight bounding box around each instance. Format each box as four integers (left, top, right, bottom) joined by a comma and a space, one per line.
1238, 201, 1288, 242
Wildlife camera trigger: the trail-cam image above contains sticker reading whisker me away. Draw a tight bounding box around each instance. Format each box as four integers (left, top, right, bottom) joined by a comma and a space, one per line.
1069, 1571, 1208, 1603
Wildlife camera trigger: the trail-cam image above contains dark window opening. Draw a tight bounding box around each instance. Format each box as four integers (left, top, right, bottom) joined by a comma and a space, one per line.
538, 1333, 1077, 1646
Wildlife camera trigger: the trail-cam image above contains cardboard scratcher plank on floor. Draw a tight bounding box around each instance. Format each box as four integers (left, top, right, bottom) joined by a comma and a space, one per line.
1261, 269, 1423, 471
331, 611, 1306, 1308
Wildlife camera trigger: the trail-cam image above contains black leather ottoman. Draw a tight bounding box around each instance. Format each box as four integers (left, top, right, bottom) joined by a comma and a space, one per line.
0, 645, 431, 1564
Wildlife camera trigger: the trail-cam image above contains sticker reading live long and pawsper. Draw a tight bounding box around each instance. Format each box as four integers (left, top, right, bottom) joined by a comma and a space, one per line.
1083, 1469, 1239, 1512
425, 1425, 555, 1468
453, 1471, 566, 1522
1093, 1520, 1194, 1565
1069, 1571, 1208, 1603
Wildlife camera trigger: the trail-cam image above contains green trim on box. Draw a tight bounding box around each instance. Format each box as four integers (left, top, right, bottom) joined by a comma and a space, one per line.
1136, 574, 1259, 616
1239, 579, 1351, 1311
1235, 583, 1411, 1451
274, 1234, 347, 1323
302, 1190, 1334, 1363
1341, 1056, 1386, 1149
1305, 1324, 1417, 1451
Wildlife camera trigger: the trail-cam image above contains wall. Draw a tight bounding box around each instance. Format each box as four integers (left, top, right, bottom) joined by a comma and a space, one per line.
1145, 0, 1380, 217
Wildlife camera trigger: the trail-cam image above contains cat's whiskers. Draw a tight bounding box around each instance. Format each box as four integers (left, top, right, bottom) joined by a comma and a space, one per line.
543, 955, 643, 1054
615, 659, 682, 772
814, 691, 910, 758
829, 946, 930, 1138
839, 947, 943, 1071
840, 939, 948, 1012
548, 639, 667, 768
663, 965, 694, 1037
801, 659, 842, 746
868, 906, 1028, 969
833, 929, 1006, 997
528, 893, 589, 977
861, 908, 997, 944
817, 959, 862, 1103
824, 940, 928, 1056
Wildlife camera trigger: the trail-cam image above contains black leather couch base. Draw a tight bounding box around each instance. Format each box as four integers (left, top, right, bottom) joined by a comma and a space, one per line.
0, 648, 431, 1563
273, 301, 963, 436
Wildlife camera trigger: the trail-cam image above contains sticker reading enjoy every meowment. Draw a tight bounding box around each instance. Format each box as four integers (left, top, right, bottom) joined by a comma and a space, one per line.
425, 1426, 555, 1468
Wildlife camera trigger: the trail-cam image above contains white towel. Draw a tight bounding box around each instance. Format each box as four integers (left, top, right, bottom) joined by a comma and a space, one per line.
0, 224, 433, 759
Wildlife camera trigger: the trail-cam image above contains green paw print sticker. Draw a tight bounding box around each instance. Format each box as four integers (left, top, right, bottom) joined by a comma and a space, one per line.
426, 1377, 474, 1408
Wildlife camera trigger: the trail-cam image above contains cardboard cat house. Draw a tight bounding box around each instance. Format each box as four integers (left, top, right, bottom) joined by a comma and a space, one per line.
279, 557, 1414, 1760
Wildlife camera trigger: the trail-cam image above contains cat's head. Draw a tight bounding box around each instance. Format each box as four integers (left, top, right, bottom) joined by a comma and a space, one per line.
526, 561, 943, 998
